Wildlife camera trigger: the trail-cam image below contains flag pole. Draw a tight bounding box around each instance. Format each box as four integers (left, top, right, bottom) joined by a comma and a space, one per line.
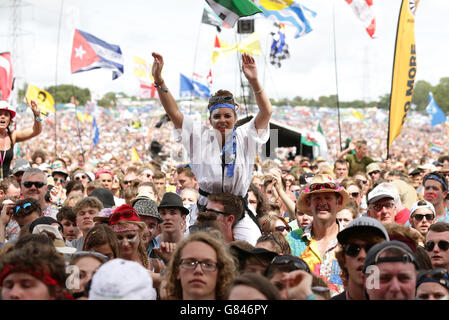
54, 0, 64, 156
332, 1, 343, 153
190, 15, 203, 115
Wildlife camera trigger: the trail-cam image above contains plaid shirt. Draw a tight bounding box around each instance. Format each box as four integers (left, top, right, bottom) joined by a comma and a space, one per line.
286, 221, 344, 296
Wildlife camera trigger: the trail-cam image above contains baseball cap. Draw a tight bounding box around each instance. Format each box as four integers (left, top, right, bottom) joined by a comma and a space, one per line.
409, 199, 436, 216
363, 240, 419, 273
12, 158, 31, 175
366, 162, 382, 175
88, 259, 157, 300
367, 182, 398, 204
337, 216, 390, 245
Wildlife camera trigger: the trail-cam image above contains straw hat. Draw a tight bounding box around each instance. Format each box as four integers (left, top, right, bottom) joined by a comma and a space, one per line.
296, 174, 349, 216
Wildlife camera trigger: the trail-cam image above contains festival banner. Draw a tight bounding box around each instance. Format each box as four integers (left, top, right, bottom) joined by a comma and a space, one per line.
387, 0, 419, 154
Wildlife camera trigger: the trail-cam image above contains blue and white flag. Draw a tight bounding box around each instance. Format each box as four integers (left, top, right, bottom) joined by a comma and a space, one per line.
93, 117, 99, 146
71, 29, 124, 80
257, 1, 316, 38
179, 73, 211, 98
426, 92, 446, 127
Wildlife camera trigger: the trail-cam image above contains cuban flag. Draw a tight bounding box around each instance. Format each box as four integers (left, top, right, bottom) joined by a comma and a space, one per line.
179, 73, 211, 98
70, 29, 123, 80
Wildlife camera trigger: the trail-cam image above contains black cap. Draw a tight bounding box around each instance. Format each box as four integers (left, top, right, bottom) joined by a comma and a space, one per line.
363, 240, 419, 273
29, 216, 64, 234
90, 188, 115, 208
337, 216, 389, 245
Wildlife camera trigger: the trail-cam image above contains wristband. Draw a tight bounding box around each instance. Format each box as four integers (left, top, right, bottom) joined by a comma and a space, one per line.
154, 82, 168, 93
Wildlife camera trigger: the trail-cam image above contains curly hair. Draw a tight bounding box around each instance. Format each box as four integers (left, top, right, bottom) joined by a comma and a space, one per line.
0, 234, 69, 299
164, 231, 237, 300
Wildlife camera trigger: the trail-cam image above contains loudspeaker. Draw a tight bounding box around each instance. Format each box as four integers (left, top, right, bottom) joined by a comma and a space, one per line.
237, 19, 254, 34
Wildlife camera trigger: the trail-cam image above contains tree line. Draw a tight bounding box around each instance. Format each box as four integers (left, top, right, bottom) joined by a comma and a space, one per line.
16, 77, 449, 111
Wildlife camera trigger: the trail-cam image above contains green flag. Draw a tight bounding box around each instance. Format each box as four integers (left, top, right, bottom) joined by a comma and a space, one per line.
301, 134, 319, 147
317, 122, 324, 135
205, 0, 262, 27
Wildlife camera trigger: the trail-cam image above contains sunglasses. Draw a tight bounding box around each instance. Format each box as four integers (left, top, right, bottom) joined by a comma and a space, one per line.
209, 95, 233, 103
269, 255, 310, 273
75, 175, 87, 181
309, 182, 337, 192
274, 225, 291, 233
369, 202, 395, 212
53, 177, 65, 183
412, 213, 435, 221
124, 180, 134, 185
350, 192, 360, 198
424, 240, 449, 252
23, 181, 45, 189
344, 243, 374, 257
14, 203, 32, 214
357, 179, 368, 185
369, 170, 380, 176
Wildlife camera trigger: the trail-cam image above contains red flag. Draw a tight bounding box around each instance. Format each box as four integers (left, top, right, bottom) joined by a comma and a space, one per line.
207, 69, 213, 87
345, 0, 376, 39
0, 52, 13, 101
70, 29, 100, 73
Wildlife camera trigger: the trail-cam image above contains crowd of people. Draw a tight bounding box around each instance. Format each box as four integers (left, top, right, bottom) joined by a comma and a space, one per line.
0, 53, 449, 301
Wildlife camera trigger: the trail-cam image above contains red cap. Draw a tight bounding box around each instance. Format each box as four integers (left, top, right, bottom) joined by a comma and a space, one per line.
95, 169, 114, 180
109, 204, 141, 226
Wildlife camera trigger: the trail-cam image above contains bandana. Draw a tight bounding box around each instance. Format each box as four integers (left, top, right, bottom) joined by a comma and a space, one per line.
423, 174, 448, 191
0, 264, 61, 287
209, 103, 236, 113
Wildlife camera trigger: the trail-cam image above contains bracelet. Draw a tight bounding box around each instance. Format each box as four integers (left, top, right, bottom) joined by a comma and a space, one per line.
154, 82, 168, 93
254, 88, 264, 94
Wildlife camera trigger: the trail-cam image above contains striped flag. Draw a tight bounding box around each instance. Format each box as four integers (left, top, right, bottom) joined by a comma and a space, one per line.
429, 142, 442, 153
257, 1, 316, 38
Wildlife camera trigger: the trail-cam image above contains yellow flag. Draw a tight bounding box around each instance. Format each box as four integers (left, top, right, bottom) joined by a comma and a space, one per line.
76, 111, 92, 123
237, 32, 262, 56
212, 36, 237, 64
387, 0, 419, 153
131, 146, 140, 163
25, 84, 55, 116
133, 56, 154, 82
352, 110, 364, 120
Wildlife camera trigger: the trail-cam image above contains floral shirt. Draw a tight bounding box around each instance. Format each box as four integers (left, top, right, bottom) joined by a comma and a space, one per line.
286, 222, 344, 296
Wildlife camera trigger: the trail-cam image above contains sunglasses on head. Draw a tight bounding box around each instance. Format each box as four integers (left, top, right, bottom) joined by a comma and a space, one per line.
417, 268, 449, 283
270, 255, 310, 273
209, 95, 233, 103
23, 181, 45, 188
259, 232, 283, 249
14, 203, 32, 214
424, 240, 449, 252
412, 213, 434, 221
109, 211, 136, 225
309, 182, 337, 192
344, 243, 375, 257
274, 225, 291, 233
204, 208, 229, 216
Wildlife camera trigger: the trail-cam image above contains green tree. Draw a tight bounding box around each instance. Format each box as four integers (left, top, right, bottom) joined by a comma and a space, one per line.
45, 84, 91, 105
433, 77, 449, 113
412, 80, 432, 110
97, 92, 117, 108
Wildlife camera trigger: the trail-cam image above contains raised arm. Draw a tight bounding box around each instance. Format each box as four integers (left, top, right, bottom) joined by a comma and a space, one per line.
14, 98, 42, 143
337, 141, 355, 160
241, 53, 272, 131
151, 52, 183, 129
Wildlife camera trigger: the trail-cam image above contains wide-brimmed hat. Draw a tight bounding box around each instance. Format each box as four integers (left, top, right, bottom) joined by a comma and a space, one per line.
0, 101, 16, 119
158, 192, 189, 215
296, 174, 349, 216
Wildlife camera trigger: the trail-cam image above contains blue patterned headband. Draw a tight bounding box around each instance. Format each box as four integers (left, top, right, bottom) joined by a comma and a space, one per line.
423, 173, 448, 191
209, 103, 235, 113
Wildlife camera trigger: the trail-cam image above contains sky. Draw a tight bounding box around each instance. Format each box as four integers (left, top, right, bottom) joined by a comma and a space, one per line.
1, 0, 449, 103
